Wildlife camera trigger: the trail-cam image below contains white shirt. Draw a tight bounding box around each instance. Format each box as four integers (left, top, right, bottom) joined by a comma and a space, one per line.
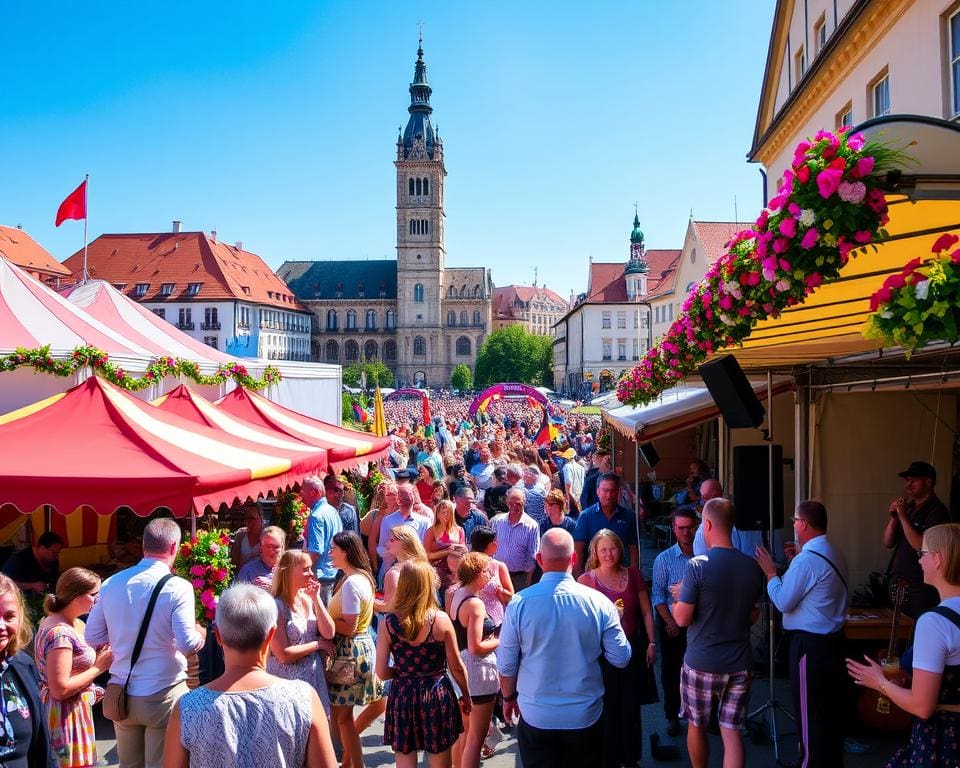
914, 595, 960, 673
85, 557, 204, 696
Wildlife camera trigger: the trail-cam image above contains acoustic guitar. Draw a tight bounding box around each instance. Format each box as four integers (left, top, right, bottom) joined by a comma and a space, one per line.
856, 579, 912, 731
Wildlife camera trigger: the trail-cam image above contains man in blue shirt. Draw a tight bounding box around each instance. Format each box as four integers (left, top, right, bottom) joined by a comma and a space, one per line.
302, 475, 342, 605
324, 474, 359, 535
498, 528, 631, 768
756, 501, 848, 768
573, 472, 639, 577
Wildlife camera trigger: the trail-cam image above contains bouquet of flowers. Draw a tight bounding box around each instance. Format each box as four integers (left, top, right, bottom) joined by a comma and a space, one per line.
174, 529, 234, 623
276, 490, 309, 543
864, 233, 960, 354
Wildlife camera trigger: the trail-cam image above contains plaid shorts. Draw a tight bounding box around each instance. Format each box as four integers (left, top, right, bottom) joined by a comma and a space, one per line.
679, 663, 753, 730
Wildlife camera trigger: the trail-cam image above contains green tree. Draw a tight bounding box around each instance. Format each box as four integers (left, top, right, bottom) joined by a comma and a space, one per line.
450, 363, 472, 391
474, 325, 554, 388
342, 361, 394, 389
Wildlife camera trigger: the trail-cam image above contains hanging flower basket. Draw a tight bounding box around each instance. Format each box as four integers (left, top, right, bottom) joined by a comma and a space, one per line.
276, 490, 309, 543
616, 128, 911, 408
864, 233, 960, 354
174, 529, 234, 623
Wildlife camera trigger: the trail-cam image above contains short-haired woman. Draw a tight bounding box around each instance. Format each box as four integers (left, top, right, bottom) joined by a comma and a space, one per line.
848, 523, 960, 767
163, 584, 337, 767
269, 550, 336, 714
376, 560, 470, 768
35, 567, 113, 767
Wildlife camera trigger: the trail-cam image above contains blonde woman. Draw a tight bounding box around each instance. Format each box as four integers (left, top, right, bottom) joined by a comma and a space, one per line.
423, 500, 465, 602
35, 568, 113, 768
376, 560, 469, 768
375, 526, 429, 614
269, 550, 336, 714
363, 481, 399, 577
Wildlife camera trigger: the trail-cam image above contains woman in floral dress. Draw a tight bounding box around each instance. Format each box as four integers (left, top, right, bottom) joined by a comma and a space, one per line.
35, 568, 113, 768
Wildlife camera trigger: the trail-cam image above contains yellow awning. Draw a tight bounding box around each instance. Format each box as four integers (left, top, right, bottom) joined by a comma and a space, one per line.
724, 196, 960, 371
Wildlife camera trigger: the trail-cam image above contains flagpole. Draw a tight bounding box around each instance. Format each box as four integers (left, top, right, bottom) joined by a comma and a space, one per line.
82, 174, 90, 282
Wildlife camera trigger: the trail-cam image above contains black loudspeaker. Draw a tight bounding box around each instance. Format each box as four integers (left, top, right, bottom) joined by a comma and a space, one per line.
638, 442, 659, 468
698, 355, 766, 429
733, 444, 784, 531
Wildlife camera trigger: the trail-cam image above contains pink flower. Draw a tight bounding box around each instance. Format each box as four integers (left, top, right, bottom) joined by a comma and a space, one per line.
718, 294, 734, 310
737, 306, 752, 317
838, 181, 867, 203
800, 228, 819, 249
779, 217, 797, 237
772, 238, 790, 254
805, 273, 823, 288
768, 194, 788, 212
746, 272, 761, 286
847, 132, 866, 151
853, 230, 873, 244
933, 234, 960, 253
795, 164, 810, 184
853, 156, 875, 178
793, 140, 812, 167
870, 286, 893, 311
192, 578, 204, 589
816, 168, 844, 199
189, 565, 205, 576
951, 249, 960, 265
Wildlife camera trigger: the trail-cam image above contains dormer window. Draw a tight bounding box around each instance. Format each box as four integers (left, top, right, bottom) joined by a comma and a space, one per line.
357, 282, 365, 298
160, 283, 175, 296
241, 286, 251, 296
186, 282, 202, 296
335, 282, 344, 299
113, 283, 127, 291
134, 283, 150, 297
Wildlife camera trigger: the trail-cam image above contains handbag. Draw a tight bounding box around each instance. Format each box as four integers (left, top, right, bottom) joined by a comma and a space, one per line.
101, 573, 174, 721
325, 636, 359, 686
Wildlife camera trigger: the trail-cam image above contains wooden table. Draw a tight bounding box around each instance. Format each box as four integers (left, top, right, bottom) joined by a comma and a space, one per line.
844, 608, 914, 642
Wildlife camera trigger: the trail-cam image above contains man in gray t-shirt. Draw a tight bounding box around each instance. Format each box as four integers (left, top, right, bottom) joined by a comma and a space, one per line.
674, 498, 763, 768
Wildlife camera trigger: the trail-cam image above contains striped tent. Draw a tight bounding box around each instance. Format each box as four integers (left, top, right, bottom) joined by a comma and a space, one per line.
216, 386, 391, 470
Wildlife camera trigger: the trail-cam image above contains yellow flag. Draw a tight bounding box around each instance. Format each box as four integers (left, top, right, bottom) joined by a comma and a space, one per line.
373, 386, 387, 437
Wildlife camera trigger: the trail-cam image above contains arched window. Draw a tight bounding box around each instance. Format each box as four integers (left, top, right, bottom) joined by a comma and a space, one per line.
408, 178, 415, 196
459, 286, 466, 298
413, 336, 426, 356
346, 310, 357, 329
383, 339, 397, 362
456, 336, 471, 356
325, 340, 339, 361
409, 219, 416, 235
385, 309, 396, 329
423, 219, 429, 234
448, 285, 456, 297
364, 340, 378, 360
473, 284, 482, 297
365, 309, 377, 330
459, 310, 468, 325
423, 178, 429, 195
414, 284, 424, 303
473, 310, 481, 325
344, 339, 359, 362
326, 309, 338, 331
447, 310, 456, 326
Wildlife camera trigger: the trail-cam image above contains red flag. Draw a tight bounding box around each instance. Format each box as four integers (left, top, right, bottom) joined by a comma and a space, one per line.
422, 395, 431, 426
55, 181, 87, 226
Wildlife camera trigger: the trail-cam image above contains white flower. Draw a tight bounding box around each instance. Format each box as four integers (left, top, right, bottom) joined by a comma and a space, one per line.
880, 310, 894, 319
799, 209, 816, 228
914, 280, 930, 301
719, 314, 736, 326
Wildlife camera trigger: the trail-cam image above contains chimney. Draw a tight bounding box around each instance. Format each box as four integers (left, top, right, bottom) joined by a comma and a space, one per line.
235, 241, 243, 250
211, 229, 217, 242
172, 220, 182, 233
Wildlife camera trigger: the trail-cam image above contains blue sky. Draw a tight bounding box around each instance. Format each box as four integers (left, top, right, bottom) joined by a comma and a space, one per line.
3, 1, 774, 297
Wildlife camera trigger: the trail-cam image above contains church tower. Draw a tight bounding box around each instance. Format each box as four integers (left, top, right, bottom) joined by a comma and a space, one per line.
395, 37, 447, 388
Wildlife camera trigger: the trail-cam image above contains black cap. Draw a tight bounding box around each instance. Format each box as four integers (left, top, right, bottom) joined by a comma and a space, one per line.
898, 461, 936, 483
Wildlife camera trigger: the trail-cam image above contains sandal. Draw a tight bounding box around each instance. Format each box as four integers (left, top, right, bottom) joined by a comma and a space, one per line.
480, 744, 495, 760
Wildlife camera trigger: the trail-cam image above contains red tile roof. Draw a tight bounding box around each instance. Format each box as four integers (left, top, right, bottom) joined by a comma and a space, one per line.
585, 250, 682, 302
0, 226, 71, 277
692, 221, 754, 263
62, 232, 308, 311
492, 284, 568, 319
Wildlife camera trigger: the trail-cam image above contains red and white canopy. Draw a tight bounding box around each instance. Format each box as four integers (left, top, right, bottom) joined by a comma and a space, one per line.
0, 376, 327, 517
217, 386, 391, 470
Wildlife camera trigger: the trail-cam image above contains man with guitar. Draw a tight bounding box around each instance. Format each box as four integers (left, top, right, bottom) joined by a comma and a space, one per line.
884, 461, 950, 620
756, 500, 848, 768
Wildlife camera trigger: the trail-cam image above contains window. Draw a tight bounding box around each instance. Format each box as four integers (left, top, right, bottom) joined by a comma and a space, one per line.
814, 15, 827, 55
871, 72, 890, 117
448, 310, 456, 326
113, 283, 127, 291
448, 285, 456, 297
474, 285, 481, 298
386, 309, 396, 329
364, 340, 378, 360
602, 339, 612, 361
134, 283, 150, 297
795, 46, 806, 82
456, 336, 471, 356
633, 311, 639, 329
617, 311, 626, 329
669, 304, 674, 321
836, 102, 853, 129
413, 336, 427, 356
473, 310, 481, 325
408, 219, 430, 235
383, 339, 397, 361
203, 307, 219, 330
186, 282, 202, 296
365, 309, 377, 330
160, 283, 175, 296
414, 284, 424, 303
204, 336, 218, 349
951, 9, 960, 118
152, 308, 165, 320
632, 339, 639, 360
423, 177, 430, 195
601, 311, 611, 329
346, 310, 357, 329
460, 310, 468, 325
325, 340, 339, 361
617, 339, 627, 361
654, 306, 660, 323
409, 178, 415, 196
178, 308, 192, 329
344, 340, 359, 362
326, 309, 338, 331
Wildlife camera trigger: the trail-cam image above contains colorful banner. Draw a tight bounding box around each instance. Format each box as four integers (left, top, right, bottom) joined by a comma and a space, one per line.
467, 383, 552, 442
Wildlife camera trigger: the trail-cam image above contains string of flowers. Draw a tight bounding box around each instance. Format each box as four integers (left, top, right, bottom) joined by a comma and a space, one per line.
174, 529, 234, 623
0, 344, 282, 391
275, 490, 309, 543
616, 127, 911, 407
864, 233, 960, 354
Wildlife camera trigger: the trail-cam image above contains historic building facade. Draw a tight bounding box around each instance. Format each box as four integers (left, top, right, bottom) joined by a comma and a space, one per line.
491, 284, 570, 336
280, 40, 491, 388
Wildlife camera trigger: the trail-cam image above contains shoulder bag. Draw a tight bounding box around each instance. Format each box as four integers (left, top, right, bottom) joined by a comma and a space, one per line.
102, 573, 174, 721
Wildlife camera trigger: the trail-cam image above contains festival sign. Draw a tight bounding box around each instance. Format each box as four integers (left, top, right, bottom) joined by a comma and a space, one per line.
468, 383, 552, 441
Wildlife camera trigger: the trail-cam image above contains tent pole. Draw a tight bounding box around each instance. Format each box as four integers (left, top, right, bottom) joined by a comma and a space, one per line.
190, 509, 197, 539
794, 373, 810, 503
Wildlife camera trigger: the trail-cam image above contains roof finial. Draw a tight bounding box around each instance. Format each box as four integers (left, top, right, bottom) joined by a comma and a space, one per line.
418, 21, 424, 54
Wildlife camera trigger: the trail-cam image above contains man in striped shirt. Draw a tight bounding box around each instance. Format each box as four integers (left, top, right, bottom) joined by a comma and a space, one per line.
490, 487, 540, 591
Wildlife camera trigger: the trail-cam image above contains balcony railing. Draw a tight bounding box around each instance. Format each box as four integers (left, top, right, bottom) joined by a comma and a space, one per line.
201, 322, 221, 331
177, 321, 195, 331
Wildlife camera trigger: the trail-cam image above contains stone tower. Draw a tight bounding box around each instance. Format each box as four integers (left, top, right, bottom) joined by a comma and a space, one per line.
395, 37, 447, 388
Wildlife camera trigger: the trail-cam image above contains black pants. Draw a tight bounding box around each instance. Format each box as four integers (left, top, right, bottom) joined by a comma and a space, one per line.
658, 618, 687, 721
789, 630, 846, 768
518, 716, 603, 768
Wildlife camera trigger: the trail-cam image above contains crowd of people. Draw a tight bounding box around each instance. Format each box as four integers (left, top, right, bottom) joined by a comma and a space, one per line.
2, 389, 959, 768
